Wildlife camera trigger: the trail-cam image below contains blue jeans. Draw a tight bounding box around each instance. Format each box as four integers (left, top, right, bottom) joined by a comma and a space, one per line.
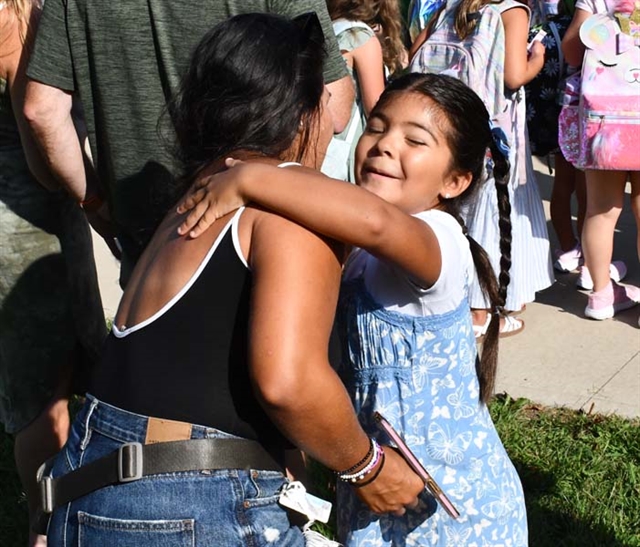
46, 395, 304, 546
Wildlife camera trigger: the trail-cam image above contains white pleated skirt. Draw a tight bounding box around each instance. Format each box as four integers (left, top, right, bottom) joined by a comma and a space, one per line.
463, 136, 555, 311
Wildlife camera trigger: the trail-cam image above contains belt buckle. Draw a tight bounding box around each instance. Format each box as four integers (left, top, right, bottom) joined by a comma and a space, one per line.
36, 462, 53, 514
118, 442, 143, 483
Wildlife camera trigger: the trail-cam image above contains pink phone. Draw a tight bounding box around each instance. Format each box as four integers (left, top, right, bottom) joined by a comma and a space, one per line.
373, 412, 460, 519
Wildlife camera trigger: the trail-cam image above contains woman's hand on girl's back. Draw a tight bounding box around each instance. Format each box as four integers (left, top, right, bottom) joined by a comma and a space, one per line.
355, 447, 424, 516
177, 158, 247, 238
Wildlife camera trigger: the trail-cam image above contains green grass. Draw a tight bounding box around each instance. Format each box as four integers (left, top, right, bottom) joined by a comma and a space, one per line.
1, 394, 638, 546
490, 394, 640, 546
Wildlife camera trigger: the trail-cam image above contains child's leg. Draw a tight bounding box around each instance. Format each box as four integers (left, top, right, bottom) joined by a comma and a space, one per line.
551, 153, 579, 251
581, 170, 627, 292
575, 168, 586, 241
629, 172, 640, 261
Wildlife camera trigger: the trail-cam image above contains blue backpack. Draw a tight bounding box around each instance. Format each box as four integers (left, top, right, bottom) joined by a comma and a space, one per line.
525, 16, 573, 157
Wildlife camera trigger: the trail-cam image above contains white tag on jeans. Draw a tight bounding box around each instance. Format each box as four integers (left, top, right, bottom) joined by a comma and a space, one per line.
303, 527, 343, 547
278, 481, 332, 524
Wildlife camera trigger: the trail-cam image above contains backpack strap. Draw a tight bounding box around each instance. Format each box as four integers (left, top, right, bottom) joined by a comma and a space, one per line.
547, 20, 565, 77
332, 19, 374, 37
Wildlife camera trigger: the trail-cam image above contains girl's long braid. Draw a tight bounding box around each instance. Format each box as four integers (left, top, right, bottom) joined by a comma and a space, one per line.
475, 140, 512, 403
443, 140, 511, 403
492, 140, 513, 311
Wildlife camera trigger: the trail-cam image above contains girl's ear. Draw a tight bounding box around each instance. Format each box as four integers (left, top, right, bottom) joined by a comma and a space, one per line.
442, 171, 473, 199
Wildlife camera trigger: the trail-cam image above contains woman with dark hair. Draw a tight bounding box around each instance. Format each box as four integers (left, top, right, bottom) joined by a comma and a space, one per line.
40, 12, 422, 547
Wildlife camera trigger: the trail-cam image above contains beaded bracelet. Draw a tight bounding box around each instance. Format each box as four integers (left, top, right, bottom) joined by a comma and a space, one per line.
335, 437, 375, 477
338, 439, 383, 483
351, 450, 386, 488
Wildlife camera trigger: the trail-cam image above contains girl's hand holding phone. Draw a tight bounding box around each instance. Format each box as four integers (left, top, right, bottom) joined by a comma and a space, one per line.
528, 39, 546, 61
527, 29, 547, 52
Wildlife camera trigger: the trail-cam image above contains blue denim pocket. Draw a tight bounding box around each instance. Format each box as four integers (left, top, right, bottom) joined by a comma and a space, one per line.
244, 470, 285, 507
77, 512, 194, 547
238, 471, 305, 546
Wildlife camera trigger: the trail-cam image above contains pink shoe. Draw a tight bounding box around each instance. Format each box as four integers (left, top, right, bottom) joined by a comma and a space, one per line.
576, 261, 627, 291
554, 243, 583, 272
584, 280, 640, 320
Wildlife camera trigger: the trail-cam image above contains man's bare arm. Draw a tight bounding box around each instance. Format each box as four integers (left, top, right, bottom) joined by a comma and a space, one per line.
23, 80, 97, 201
24, 79, 121, 257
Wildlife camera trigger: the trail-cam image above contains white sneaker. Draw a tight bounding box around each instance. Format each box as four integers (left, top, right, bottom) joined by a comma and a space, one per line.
576, 261, 627, 291
553, 243, 583, 272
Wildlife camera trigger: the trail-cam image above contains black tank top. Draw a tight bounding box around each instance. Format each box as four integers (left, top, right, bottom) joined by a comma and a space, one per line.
92, 209, 290, 451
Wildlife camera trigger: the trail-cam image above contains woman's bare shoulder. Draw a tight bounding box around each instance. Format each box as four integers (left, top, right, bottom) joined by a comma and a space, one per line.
246, 205, 344, 271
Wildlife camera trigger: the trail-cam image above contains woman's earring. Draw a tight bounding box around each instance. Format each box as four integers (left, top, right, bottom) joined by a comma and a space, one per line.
444, 193, 451, 199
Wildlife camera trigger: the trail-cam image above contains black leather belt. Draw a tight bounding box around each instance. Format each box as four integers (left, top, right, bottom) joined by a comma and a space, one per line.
37, 437, 283, 520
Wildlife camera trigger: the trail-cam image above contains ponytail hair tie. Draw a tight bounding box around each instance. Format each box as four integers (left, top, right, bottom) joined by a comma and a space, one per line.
489, 121, 510, 159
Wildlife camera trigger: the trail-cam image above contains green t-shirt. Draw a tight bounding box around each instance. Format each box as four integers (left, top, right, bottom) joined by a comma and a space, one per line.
27, 0, 348, 257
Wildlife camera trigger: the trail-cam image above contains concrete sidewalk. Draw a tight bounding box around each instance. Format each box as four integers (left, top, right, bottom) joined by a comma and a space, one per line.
90, 157, 640, 419
496, 158, 640, 419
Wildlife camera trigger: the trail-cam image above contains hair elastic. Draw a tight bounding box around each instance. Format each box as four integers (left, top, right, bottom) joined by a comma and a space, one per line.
489, 121, 510, 159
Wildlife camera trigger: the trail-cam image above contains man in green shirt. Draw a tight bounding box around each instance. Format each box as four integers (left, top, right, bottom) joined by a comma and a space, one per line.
24, 1, 354, 287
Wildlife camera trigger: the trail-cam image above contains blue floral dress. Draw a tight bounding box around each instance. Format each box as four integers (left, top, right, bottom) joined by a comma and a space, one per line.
335, 217, 528, 546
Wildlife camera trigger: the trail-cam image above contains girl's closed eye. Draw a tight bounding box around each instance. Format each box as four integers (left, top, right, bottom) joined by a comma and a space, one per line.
406, 135, 427, 146
365, 122, 385, 134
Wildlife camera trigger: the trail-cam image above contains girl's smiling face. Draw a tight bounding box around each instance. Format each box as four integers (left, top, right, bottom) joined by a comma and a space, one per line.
354, 92, 470, 214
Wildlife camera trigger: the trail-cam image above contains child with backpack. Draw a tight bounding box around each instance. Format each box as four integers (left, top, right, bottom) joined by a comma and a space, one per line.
560, 0, 640, 320
409, 0, 555, 338
176, 72, 528, 545
524, 0, 590, 278
321, 0, 406, 182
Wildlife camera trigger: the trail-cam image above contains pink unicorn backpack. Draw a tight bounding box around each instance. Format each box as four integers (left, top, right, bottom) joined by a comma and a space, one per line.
559, 0, 640, 170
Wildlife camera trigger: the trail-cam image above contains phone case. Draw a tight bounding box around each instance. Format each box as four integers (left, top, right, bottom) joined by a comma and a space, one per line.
373, 411, 460, 519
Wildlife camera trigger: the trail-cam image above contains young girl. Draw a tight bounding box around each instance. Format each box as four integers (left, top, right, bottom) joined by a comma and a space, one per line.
410, 0, 554, 337
178, 73, 528, 545
562, 0, 640, 320
322, 0, 407, 181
